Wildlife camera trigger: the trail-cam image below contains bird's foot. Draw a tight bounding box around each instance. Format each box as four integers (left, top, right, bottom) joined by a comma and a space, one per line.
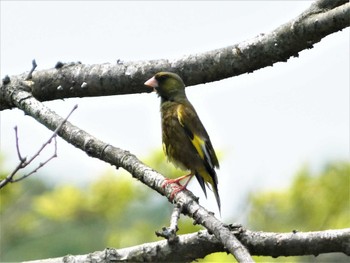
161, 178, 182, 188
162, 174, 194, 200
162, 179, 186, 201
169, 184, 187, 200
161, 173, 191, 188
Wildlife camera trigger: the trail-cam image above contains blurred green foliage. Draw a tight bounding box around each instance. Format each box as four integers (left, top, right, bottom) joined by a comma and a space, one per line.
1, 152, 349, 262
0, 151, 202, 261
248, 161, 350, 263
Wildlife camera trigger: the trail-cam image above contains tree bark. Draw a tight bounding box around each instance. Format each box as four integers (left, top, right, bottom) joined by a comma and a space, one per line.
7, 87, 253, 262
1, 0, 349, 262
24, 228, 350, 263
1, 0, 349, 110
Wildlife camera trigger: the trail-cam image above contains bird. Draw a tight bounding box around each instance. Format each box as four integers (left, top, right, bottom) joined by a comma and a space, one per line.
144, 72, 221, 212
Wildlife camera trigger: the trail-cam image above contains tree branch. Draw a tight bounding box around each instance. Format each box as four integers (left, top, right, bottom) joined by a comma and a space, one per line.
0, 105, 77, 189
155, 203, 182, 243
1, 0, 348, 110
241, 228, 350, 257
9, 88, 252, 262
1, 1, 349, 261
23, 228, 350, 263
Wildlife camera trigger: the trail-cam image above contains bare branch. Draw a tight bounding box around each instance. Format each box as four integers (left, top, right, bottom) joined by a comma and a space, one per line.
0, 0, 348, 110
8, 84, 252, 261
155, 203, 182, 243
242, 228, 350, 257
1, 1, 348, 261
22, 228, 350, 263
0, 105, 78, 189
14, 126, 25, 161
11, 136, 58, 183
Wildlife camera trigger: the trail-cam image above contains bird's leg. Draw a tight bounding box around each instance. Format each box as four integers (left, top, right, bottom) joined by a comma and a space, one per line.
161, 173, 193, 188
169, 174, 194, 199
162, 173, 194, 200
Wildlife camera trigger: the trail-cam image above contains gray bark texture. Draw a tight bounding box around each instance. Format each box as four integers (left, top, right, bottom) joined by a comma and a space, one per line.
1, 0, 349, 262
1, 0, 349, 110
24, 229, 350, 263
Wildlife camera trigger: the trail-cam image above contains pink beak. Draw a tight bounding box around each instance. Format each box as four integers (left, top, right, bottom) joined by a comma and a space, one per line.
144, 76, 158, 89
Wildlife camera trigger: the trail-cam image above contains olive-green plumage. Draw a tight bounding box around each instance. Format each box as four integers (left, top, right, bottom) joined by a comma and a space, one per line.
144, 72, 221, 212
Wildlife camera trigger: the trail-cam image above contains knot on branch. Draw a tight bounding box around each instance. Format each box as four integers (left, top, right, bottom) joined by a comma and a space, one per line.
155, 226, 179, 244
2, 75, 10, 85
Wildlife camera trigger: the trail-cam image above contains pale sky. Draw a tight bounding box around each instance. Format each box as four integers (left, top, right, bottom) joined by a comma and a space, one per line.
1, 1, 349, 219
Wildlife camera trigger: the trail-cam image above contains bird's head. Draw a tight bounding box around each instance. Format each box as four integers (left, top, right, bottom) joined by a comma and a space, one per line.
144, 72, 186, 101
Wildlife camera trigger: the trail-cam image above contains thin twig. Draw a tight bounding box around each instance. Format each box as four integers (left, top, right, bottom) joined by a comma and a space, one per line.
0, 105, 78, 189
14, 126, 25, 161
25, 59, 37, 80
12, 136, 58, 183
155, 203, 182, 243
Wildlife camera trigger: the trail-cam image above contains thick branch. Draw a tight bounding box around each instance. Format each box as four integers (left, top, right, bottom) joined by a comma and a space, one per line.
242, 228, 350, 257
9, 88, 252, 262
1, 0, 349, 110
23, 228, 350, 263
1, 1, 349, 261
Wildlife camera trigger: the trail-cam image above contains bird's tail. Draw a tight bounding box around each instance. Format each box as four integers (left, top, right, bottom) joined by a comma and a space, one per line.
196, 170, 221, 214
211, 181, 221, 214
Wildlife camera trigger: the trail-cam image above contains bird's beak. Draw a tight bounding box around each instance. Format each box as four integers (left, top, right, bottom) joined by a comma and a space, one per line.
144, 76, 158, 91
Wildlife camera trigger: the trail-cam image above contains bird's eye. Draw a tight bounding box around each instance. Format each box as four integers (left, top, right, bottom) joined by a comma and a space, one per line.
156, 74, 168, 81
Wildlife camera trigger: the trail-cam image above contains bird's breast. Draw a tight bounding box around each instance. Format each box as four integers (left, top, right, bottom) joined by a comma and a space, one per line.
160, 102, 200, 172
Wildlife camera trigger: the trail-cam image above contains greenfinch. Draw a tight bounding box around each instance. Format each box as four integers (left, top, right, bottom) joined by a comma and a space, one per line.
144, 72, 221, 212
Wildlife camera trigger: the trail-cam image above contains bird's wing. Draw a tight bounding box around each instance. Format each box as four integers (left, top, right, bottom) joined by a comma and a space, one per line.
176, 102, 221, 212
176, 103, 219, 173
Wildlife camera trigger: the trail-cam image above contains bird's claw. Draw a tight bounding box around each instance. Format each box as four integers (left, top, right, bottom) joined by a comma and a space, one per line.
162, 179, 187, 200
161, 178, 181, 189
169, 184, 187, 200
